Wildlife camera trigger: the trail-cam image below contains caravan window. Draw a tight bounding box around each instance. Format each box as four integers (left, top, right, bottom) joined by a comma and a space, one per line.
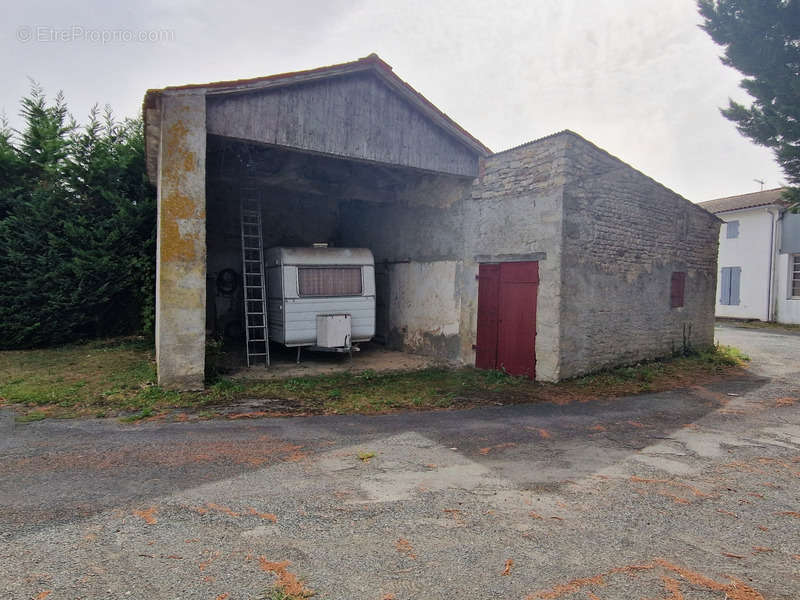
298, 267, 363, 297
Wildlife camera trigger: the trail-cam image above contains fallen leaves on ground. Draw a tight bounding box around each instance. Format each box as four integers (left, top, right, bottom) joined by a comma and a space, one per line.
247, 507, 277, 522
259, 556, 314, 598
478, 443, 516, 455
133, 506, 157, 525
192, 503, 239, 518
0, 436, 308, 474
523, 558, 763, 600
629, 475, 710, 505
502, 559, 513, 576
395, 538, 416, 559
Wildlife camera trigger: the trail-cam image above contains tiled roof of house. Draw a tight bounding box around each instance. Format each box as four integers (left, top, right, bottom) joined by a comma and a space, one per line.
697, 187, 786, 214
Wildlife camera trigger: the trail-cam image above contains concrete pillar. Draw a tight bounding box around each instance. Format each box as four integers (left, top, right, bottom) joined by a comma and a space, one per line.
155, 91, 207, 389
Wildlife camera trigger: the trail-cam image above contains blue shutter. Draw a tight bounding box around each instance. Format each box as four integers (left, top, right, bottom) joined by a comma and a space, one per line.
720, 268, 731, 305
730, 267, 741, 305
726, 220, 739, 239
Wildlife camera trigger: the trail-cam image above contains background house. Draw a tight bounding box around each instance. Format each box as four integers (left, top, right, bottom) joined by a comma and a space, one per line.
699, 188, 800, 324
144, 55, 721, 389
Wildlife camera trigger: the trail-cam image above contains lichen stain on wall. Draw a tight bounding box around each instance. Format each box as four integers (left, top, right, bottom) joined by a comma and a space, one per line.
160, 119, 205, 264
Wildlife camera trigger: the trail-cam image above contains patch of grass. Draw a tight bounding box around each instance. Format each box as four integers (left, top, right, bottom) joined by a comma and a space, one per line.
357, 450, 376, 462
565, 344, 749, 396
262, 587, 313, 600
15, 411, 48, 423
717, 318, 800, 332
0, 337, 208, 421
119, 406, 155, 422
2, 339, 749, 422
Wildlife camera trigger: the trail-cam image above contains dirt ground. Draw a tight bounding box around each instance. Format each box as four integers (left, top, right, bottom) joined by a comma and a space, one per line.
223, 342, 444, 380
0, 323, 798, 599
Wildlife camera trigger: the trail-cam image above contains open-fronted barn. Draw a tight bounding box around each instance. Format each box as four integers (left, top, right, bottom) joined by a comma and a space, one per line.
143, 54, 721, 389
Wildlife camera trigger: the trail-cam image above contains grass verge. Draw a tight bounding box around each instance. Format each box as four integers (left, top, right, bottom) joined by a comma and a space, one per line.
717, 318, 800, 332
0, 339, 748, 422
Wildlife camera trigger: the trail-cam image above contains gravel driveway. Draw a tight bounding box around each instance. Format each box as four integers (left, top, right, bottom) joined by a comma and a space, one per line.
1, 324, 798, 599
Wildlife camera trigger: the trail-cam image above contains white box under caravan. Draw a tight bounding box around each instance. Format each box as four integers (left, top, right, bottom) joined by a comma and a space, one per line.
264, 247, 375, 349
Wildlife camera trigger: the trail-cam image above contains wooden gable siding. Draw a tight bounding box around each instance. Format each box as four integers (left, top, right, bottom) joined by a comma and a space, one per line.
206, 72, 479, 177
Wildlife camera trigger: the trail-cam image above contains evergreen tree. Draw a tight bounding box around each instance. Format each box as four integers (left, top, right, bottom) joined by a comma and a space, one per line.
698, 0, 800, 203
0, 86, 155, 348
0, 115, 24, 219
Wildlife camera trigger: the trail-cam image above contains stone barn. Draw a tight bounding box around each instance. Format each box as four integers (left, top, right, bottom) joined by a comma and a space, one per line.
143, 54, 721, 389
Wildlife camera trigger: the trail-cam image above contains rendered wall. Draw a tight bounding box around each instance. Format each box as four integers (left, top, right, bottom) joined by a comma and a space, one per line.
775, 252, 800, 324
714, 208, 776, 321
558, 133, 720, 378
336, 187, 470, 361
155, 92, 207, 389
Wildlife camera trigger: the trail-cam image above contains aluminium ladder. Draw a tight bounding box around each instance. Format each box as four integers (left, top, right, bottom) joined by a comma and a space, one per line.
239, 194, 270, 367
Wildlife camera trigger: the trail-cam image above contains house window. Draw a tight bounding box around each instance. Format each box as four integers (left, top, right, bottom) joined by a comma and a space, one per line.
726, 220, 739, 239
720, 266, 741, 305
670, 272, 686, 308
792, 255, 800, 298
298, 267, 362, 297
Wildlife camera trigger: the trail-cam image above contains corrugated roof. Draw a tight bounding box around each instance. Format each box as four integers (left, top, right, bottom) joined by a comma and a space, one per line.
697, 188, 787, 214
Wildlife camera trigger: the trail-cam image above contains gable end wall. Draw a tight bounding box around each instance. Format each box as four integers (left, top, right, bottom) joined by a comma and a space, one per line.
558, 134, 720, 378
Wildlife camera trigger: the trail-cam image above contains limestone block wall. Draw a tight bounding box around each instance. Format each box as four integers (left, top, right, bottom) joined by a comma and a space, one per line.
558, 132, 720, 378
464, 135, 569, 381
339, 135, 570, 381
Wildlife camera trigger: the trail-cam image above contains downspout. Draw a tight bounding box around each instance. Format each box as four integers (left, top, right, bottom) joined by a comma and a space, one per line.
766, 207, 779, 321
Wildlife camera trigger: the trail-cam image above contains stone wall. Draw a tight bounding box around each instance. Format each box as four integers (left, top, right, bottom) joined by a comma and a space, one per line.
201, 129, 719, 383
558, 132, 720, 378
336, 137, 570, 381
464, 135, 569, 381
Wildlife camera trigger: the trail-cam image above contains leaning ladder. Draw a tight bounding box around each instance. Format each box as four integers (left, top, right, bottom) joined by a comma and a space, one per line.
239, 194, 270, 367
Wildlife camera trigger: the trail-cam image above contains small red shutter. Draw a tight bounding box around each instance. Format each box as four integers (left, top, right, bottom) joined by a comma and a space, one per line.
475, 264, 500, 370
670, 272, 686, 308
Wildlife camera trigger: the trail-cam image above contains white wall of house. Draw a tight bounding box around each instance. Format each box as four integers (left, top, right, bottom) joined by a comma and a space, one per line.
715, 207, 776, 320
775, 252, 800, 324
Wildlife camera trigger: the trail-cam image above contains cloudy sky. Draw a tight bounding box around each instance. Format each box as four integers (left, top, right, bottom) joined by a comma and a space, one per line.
0, 0, 785, 201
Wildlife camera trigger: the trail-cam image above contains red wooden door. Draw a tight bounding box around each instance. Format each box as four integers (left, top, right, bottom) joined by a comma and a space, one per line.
475, 264, 500, 370
476, 261, 538, 379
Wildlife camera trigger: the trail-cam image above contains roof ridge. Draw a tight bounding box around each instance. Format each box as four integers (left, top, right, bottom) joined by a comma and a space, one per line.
698, 187, 785, 205
490, 129, 580, 157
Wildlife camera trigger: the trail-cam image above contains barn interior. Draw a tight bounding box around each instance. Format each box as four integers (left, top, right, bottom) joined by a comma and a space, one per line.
204, 134, 473, 368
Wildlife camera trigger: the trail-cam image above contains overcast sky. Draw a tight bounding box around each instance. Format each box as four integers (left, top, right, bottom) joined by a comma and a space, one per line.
0, 0, 785, 201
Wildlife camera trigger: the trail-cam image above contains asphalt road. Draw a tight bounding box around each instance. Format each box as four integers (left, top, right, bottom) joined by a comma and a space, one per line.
0, 324, 798, 599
